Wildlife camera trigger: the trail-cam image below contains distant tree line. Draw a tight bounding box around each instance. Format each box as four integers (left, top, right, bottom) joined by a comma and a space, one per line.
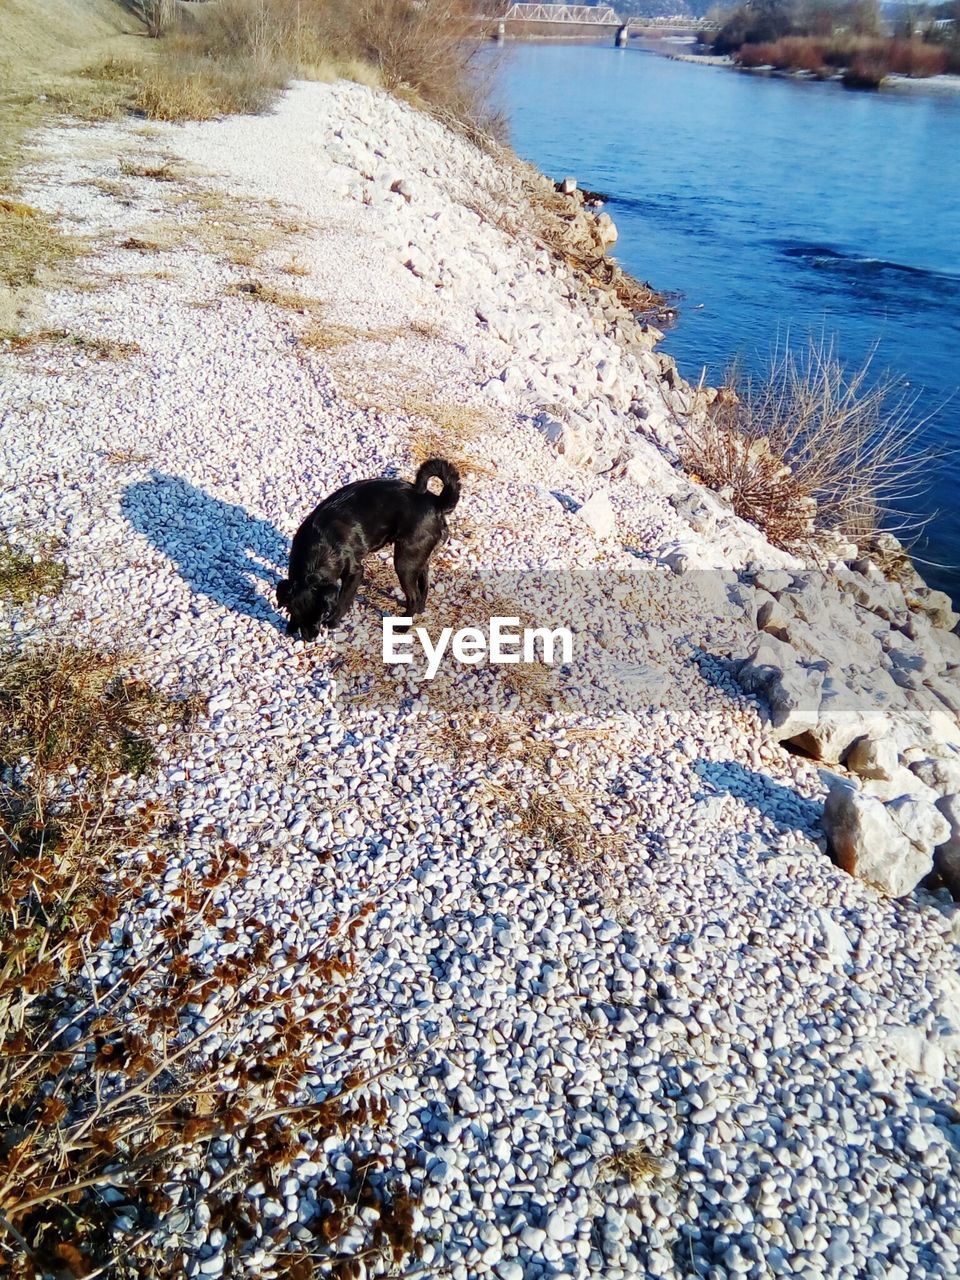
702, 0, 958, 82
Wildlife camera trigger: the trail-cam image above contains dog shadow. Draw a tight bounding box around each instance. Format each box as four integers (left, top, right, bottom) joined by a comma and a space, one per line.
122, 472, 289, 630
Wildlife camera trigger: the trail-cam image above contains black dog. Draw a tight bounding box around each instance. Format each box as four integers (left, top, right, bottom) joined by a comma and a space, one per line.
277, 458, 461, 639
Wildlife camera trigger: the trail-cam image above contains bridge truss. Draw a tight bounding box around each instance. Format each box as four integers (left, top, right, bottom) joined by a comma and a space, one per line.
501, 3, 622, 24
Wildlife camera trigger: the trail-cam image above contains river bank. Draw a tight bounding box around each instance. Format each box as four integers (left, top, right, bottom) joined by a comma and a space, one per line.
642, 38, 960, 94
497, 41, 960, 603
3, 78, 960, 1276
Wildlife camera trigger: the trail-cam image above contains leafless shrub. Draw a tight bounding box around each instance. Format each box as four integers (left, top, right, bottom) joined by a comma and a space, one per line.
678, 339, 929, 550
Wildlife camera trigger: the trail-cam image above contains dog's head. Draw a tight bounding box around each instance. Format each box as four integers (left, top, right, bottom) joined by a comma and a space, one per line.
276, 575, 339, 639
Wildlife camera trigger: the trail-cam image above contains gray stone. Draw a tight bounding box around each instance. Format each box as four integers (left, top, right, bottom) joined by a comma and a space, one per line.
756, 595, 792, 640
736, 635, 802, 695
822, 782, 932, 898
595, 212, 618, 247
496, 1264, 524, 1280
934, 792, 960, 895
887, 794, 950, 853
917, 588, 959, 631
755, 570, 792, 595
788, 678, 891, 764
845, 735, 898, 782
766, 666, 824, 741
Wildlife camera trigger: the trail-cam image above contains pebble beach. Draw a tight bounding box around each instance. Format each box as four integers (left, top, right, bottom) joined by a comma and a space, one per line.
2, 79, 960, 1279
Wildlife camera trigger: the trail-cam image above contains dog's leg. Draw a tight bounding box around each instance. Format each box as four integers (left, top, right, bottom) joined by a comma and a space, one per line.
394, 548, 424, 617
416, 563, 430, 613
329, 567, 362, 626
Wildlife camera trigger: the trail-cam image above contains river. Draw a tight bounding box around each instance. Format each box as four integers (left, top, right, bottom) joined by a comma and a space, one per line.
493, 43, 960, 600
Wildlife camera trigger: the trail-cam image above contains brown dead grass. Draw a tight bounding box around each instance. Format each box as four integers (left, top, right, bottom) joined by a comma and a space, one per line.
225, 279, 321, 312
403, 397, 497, 481
678, 341, 927, 551
118, 157, 181, 182
0, 197, 83, 293
598, 1146, 670, 1186
2, 329, 141, 360
0, 544, 67, 607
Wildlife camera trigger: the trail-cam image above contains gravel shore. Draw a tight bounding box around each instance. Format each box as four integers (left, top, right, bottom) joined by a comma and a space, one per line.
2, 80, 960, 1279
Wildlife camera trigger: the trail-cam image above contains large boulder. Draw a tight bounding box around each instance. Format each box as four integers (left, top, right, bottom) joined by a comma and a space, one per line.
914, 588, 959, 632
822, 781, 936, 898
766, 667, 824, 741
788, 678, 891, 764
909, 754, 960, 796
934, 792, 960, 896
887, 794, 950, 852
845, 735, 898, 782
736, 635, 802, 695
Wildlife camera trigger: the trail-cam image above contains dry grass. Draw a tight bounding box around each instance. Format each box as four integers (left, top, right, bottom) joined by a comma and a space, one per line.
0, 197, 83, 293
1, 328, 141, 360
297, 318, 445, 355
160, 185, 313, 268
598, 1146, 670, 1186
0, 544, 66, 607
225, 278, 320, 312
118, 157, 181, 182
103, 445, 152, 467
175, 0, 499, 137
404, 396, 497, 480
118, 234, 166, 254
132, 48, 287, 122
678, 340, 927, 551
0, 644, 200, 787
83, 175, 135, 202
71, 0, 496, 135
280, 254, 311, 277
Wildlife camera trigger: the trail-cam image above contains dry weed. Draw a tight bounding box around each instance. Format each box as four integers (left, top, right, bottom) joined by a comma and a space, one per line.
0, 642, 421, 1273
0, 197, 82, 292
279, 254, 311, 276
2, 329, 141, 360
225, 279, 321, 313
118, 158, 181, 182
0, 544, 66, 607
598, 1146, 670, 1186
678, 340, 928, 550
403, 396, 496, 480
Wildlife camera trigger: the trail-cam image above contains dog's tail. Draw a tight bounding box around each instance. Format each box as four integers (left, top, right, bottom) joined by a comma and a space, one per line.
415, 457, 461, 513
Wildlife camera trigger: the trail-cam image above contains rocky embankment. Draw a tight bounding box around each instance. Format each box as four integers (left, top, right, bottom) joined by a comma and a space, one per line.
3, 80, 960, 1278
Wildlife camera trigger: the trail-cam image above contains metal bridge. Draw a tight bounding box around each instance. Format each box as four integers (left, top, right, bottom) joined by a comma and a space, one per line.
500, 3, 622, 24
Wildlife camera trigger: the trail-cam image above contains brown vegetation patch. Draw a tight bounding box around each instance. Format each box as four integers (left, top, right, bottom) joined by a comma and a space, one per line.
598, 1145, 670, 1186
2, 329, 141, 360
678, 342, 926, 551
118, 157, 181, 182
0, 198, 82, 293
0, 544, 66, 607
404, 396, 497, 480
0, 640, 423, 1273
226, 279, 320, 312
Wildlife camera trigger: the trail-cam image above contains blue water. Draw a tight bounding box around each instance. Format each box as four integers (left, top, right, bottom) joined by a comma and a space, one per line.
493, 44, 960, 599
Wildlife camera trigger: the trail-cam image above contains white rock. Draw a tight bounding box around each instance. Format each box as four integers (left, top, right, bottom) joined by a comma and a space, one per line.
577, 490, 616, 540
